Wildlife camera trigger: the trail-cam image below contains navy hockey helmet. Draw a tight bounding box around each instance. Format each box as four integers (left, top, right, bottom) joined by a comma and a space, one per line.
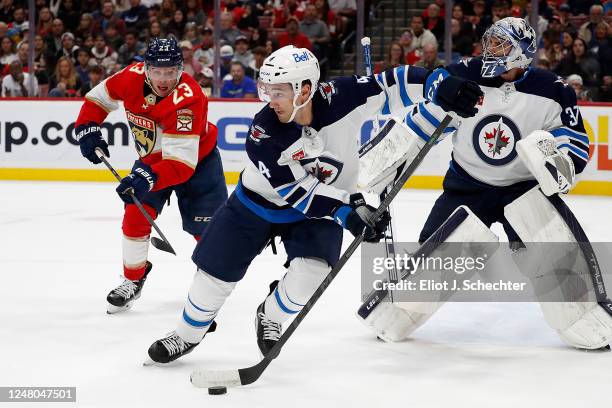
144, 38, 184, 92
481, 17, 536, 78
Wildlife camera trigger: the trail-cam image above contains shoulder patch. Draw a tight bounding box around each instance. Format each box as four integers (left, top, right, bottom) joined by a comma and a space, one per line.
249, 124, 270, 144
318, 81, 337, 105
176, 108, 193, 132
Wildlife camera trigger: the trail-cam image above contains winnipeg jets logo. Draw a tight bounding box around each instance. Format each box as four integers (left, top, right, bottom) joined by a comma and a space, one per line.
318, 81, 337, 105
248, 125, 270, 144
301, 156, 343, 184
472, 115, 521, 165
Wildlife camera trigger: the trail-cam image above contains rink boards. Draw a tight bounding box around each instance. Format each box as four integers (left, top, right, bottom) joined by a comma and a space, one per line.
0, 99, 610, 195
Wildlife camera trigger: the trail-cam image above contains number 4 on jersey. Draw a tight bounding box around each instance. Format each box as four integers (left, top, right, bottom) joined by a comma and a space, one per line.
258, 161, 271, 178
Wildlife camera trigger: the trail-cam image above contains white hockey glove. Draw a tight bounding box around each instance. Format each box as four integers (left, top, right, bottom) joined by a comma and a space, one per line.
516, 130, 575, 196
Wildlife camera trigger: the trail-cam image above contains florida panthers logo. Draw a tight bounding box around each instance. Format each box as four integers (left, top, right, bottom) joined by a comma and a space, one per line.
301, 156, 343, 184
126, 111, 156, 157
472, 115, 521, 165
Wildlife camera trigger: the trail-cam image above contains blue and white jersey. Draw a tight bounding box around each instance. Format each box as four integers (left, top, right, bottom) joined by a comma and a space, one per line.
419, 58, 590, 187
238, 67, 431, 223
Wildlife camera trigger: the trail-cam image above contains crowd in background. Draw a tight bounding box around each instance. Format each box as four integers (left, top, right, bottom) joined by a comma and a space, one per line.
0, 0, 610, 101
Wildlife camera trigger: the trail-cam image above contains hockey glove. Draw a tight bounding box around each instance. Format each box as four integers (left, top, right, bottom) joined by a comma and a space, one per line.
76, 121, 110, 164
116, 161, 158, 204
333, 193, 391, 243
517, 130, 576, 196
424, 68, 483, 118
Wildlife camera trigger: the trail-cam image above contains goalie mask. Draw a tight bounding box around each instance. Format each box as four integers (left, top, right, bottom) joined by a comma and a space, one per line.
258, 45, 320, 122
481, 17, 536, 78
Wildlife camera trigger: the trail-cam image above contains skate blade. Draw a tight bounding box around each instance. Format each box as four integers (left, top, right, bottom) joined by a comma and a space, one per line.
106, 302, 133, 314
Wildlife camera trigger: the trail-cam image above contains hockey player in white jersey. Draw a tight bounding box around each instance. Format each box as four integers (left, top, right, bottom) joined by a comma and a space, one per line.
359, 17, 612, 350
144, 45, 482, 364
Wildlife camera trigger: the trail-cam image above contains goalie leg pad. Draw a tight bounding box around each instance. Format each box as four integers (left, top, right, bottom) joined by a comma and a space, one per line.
360, 206, 499, 342
358, 118, 425, 195
505, 188, 612, 349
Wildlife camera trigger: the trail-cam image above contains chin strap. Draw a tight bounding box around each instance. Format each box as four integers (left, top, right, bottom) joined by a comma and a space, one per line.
287, 93, 313, 123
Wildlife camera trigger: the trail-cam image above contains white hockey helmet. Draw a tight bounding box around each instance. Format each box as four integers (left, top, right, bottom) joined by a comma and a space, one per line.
258, 45, 320, 122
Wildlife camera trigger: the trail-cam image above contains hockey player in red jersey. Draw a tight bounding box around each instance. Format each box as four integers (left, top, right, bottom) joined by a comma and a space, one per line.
75, 38, 228, 314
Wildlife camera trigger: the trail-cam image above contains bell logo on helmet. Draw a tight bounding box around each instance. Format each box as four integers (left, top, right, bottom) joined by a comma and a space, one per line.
292, 51, 309, 62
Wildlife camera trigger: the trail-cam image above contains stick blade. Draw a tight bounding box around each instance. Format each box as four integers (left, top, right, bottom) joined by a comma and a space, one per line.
150, 237, 176, 255
190, 368, 242, 388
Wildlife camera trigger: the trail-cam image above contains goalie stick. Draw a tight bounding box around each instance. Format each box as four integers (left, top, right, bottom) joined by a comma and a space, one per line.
190, 114, 454, 389
362, 36, 400, 293
95, 148, 177, 255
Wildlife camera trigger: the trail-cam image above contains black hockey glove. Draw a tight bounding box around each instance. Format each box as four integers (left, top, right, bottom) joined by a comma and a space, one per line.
424, 68, 483, 118
333, 194, 391, 243
116, 161, 158, 204
76, 121, 110, 164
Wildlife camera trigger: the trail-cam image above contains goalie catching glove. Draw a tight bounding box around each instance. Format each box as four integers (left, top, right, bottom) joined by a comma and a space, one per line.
116, 161, 158, 204
333, 193, 390, 243
516, 130, 576, 196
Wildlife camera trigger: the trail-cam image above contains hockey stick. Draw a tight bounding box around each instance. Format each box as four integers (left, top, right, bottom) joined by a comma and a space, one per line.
362, 36, 399, 294
190, 114, 453, 389
95, 148, 177, 255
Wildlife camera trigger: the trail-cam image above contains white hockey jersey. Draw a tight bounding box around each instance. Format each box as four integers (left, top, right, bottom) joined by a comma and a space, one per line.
412, 58, 590, 186
238, 67, 435, 223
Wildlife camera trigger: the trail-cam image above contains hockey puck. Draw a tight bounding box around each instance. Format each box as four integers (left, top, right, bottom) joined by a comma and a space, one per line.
208, 386, 227, 395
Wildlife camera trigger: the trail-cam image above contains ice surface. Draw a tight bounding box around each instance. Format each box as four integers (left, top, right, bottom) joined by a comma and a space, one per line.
0, 181, 610, 408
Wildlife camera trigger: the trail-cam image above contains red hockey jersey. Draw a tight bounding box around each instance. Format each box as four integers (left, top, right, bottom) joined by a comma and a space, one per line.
76, 62, 217, 191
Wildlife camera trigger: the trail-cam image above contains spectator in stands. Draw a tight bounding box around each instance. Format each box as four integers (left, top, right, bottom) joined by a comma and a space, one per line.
560, 30, 575, 56
579, 4, 607, 45
220, 44, 234, 79
79, 64, 105, 95
33, 35, 49, 86
94, 1, 127, 35
10, 6, 26, 32
599, 75, 611, 102
237, 2, 260, 31
273, 0, 304, 29
491, 0, 511, 23
469, 0, 490, 40
278, 17, 313, 51
589, 22, 611, 72
76, 14, 95, 40
555, 38, 601, 89
314, 0, 338, 37
0, 35, 16, 66
0, 0, 15, 24
182, 22, 200, 47
122, 0, 149, 32
408, 15, 437, 53
37, 7, 54, 37
328, 0, 356, 21
57, 32, 79, 64
158, 0, 175, 27
374, 42, 404, 74
195, 26, 213, 67
148, 20, 162, 40
118, 30, 145, 66
179, 40, 201, 77
195, 66, 213, 96
91, 34, 118, 74
185, 0, 206, 26
248, 46, 267, 81
265, 38, 279, 55
233, 35, 254, 69
220, 11, 241, 46
166, 9, 186, 38
424, 3, 444, 43
452, 3, 474, 38
415, 43, 444, 70
75, 47, 94, 84
221, 61, 257, 98
451, 18, 473, 57
301, 3, 330, 60
105, 22, 124, 51
398, 30, 420, 65
48, 56, 81, 97
250, 27, 269, 49
45, 18, 64, 66
14, 40, 28, 71
58, 0, 80, 33
567, 74, 593, 101
2, 60, 38, 96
